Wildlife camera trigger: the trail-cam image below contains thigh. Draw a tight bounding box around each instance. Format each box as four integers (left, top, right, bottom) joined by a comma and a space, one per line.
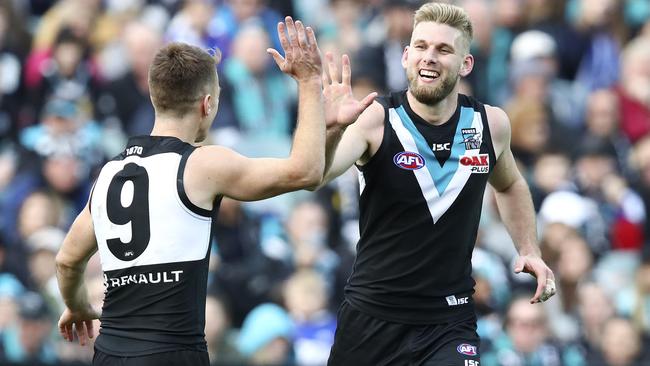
418, 316, 481, 366
327, 301, 412, 366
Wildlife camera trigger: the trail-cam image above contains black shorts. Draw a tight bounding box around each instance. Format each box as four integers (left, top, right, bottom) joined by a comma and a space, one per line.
328, 300, 480, 366
93, 348, 210, 366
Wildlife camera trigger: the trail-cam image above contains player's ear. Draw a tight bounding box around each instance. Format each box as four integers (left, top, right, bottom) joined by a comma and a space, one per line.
401, 46, 409, 69
459, 53, 473, 77
202, 95, 212, 117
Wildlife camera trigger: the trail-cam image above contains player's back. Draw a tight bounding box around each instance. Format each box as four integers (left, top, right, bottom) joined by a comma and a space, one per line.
90, 135, 218, 356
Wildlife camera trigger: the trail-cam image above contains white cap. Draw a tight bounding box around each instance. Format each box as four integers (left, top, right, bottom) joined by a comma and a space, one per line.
26, 227, 65, 253
510, 30, 556, 62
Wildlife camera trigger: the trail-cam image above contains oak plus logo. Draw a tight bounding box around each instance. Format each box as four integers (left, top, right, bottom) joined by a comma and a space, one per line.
460, 154, 490, 174
393, 151, 425, 170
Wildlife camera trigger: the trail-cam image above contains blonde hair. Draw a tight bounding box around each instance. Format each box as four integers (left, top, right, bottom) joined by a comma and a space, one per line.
414, 2, 473, 53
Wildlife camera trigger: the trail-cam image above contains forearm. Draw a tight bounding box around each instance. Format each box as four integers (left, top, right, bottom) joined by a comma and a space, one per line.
290, 78, 325, 182
324, 126, 346, 177
56, 260, 91, 311
493, 177, 540, 257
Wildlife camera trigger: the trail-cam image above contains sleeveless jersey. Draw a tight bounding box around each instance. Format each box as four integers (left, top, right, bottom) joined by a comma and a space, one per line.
345, 91, 496, 324
90, 136, 220, 356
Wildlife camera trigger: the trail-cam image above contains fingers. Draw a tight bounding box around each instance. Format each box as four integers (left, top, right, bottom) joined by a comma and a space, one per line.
360, 92, 378, 108
59, 321, 72, 342
306, 26, 318, 52
267, 48, 285, 68
513, 256, 525, 274
277, 21, 290, 59
284, 16, 299, 55
342, 54, 351, 86
530, 273, 547, 304
75, 321, 88, 346
539, 277, 557, 302
327, 52, 340, 84
294, 20, 308, 50
323, 53, 333, 84
85, 319, 95, 339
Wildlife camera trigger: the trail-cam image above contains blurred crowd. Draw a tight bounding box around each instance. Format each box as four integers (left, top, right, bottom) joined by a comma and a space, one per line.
0, 0, 649, 365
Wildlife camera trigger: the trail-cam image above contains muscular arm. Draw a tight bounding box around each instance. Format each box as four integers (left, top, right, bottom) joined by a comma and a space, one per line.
185, 18, 326, 203
487, 106, 555, 303
189, 78, 325, 201
489, 148, 540, 257
321, 101, 385, 186
55, 203, 100, 345
56, 204, 97, 312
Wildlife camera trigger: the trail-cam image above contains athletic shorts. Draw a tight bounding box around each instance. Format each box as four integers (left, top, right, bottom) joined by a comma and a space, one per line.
93, 348, 210, 366
327, 300, 481, 366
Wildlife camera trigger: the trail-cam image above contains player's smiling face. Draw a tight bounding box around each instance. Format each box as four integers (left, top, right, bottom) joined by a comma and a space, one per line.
402, 21, 472, 105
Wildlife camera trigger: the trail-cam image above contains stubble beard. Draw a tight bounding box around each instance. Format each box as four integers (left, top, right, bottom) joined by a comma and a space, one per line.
408, 70, 458, 105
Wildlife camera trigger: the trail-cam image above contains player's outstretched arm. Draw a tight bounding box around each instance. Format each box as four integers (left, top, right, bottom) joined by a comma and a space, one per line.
321, 53, 377, 179
55, 202, 101, 346
487, 105, 556, 304
187, 17, 325, 201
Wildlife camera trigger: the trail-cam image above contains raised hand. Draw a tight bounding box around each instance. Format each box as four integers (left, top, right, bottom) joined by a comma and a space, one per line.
267, 16, 322, 82
323, 52, 377, 130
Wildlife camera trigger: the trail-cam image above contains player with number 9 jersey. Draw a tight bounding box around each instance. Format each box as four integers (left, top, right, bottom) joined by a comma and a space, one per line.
90, 137, 215, 355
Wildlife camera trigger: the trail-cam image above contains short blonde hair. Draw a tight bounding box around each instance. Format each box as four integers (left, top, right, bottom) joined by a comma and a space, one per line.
414, 2, 473, 53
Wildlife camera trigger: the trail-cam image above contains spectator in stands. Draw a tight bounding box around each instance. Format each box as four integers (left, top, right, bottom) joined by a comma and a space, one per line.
482, 295, 585, 366
284, 269, 336, 366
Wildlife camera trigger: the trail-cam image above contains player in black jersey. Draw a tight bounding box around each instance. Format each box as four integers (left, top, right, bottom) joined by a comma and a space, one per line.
321, 3, 557, 365
54, 17, 374, 366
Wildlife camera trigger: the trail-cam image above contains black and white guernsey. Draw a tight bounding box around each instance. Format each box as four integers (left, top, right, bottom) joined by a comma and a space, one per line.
90, 136, 220, 356
345, 91, 496, 324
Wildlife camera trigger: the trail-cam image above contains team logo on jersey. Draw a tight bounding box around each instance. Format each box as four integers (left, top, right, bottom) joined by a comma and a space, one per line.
460, 128, 481, 150
457, 343, 478, 356
393, 151, 425, 170
460, 154, 489, 174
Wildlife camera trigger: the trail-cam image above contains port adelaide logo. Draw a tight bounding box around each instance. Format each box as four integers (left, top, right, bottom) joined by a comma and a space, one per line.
460, 128, 481, 150
393, 151, 425, 170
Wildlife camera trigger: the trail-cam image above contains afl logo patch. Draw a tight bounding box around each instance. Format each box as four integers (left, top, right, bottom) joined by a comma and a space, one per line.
393, 151, 425, 170
457, 343, 477, 356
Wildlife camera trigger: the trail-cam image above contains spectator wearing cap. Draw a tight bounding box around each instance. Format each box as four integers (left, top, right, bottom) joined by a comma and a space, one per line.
237, 303, 295, 365
0, 291, 57, 364
19, 98, 104, 168
507, 30, 589, 130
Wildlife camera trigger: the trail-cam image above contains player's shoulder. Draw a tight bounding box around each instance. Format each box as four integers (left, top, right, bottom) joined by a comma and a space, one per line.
483, 104, 510, 144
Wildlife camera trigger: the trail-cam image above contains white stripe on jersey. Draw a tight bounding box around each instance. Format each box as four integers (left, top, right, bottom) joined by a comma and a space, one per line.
91, 153, 211, 271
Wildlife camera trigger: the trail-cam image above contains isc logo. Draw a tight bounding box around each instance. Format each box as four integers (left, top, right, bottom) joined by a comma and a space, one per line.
460, 154, 489, 174
393, 151, 425, 170
432, 143, 450, 151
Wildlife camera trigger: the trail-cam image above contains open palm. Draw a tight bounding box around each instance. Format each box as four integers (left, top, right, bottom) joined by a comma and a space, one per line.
323, 53, 376, 129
